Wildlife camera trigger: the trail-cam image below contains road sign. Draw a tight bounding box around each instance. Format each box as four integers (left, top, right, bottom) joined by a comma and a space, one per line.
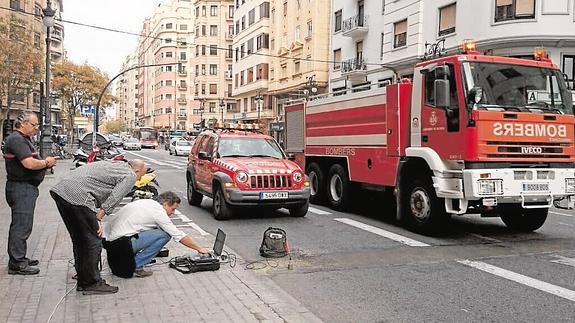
80, 105, 96, 115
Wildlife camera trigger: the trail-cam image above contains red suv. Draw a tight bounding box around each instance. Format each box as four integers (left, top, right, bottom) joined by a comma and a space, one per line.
186, 128, 311, 220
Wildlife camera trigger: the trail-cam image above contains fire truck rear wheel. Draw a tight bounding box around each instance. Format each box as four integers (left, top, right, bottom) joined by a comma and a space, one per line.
213, 187, 233, 220
289, 200, 309, 217
327, 164, 351, 211
403, 177, 449, 233
306, 162, 325, 203
187, 179, 203, 206
499, 205, 547, 232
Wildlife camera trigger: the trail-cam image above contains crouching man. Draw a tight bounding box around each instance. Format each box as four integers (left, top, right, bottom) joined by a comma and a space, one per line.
104, 191, 210, 277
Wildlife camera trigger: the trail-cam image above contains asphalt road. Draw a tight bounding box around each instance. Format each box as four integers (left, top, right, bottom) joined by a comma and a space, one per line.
125, 148, 575, 322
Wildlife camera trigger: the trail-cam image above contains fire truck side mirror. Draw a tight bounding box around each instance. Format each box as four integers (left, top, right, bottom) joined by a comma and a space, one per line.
434, 79, 451, 108
198, 151, 210, 160
467, 86, 484, 105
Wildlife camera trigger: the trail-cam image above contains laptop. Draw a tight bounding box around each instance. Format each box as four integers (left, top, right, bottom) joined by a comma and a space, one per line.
195, 229, 226, 260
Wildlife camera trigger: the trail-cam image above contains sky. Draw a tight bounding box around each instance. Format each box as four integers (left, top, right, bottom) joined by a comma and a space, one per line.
63, 0, 163, 77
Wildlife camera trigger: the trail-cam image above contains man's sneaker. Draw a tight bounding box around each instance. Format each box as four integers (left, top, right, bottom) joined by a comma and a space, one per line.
8, 266, 40, 275
134, 268, 153, 278
82, 281, 119, 295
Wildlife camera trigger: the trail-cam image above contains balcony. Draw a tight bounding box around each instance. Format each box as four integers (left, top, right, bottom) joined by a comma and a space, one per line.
342, 14, 368, 38
178, 70, 188, 76
177, 112, 187, 118
224, 70, 233, 80
341, 57, 368, 81
178, 84, 188, 90
177, 98, 187, 104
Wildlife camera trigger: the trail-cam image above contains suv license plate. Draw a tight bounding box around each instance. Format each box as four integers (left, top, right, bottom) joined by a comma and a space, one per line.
260, 192, 288, 200
522, 183, 549, 192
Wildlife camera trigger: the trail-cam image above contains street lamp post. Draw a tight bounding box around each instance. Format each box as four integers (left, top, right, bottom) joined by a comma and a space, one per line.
254, 91, 264, 122
303, 75, 318, 98
40, 0, 55, 159
219, 99, 225, 122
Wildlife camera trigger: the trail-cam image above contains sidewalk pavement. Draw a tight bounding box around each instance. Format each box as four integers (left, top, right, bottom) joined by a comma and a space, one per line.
0, 159, 322, 323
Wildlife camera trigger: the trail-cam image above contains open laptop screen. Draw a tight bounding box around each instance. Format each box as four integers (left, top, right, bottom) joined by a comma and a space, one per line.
213, 229, 226, 256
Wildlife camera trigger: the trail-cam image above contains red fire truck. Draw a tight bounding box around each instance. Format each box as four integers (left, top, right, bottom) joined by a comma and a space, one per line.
285, 41, 575, 233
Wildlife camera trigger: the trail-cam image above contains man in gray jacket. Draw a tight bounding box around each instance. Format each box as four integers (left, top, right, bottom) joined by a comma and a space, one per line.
50, 159, 147, 295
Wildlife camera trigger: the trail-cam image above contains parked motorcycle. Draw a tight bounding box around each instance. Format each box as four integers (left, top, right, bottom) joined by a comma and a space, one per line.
73, 132, 125, 168
126, 168, 159, 201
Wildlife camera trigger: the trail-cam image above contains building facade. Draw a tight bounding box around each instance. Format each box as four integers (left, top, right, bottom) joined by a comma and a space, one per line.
192, 0, 235, 127
115, 52, 138, 130
0, 0, 65, 138
329, 0, 575, 92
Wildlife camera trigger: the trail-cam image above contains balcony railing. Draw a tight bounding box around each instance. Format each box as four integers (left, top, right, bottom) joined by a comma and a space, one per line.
177, 112, 187, 118
177, 98, 187, 104
178, 70, 188, 76
342, 57, 367, 73
342, 14, 368, 38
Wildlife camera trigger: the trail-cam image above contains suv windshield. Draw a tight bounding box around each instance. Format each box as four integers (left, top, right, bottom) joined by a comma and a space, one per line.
462, 62, 574, 114
218, 137, 284, 159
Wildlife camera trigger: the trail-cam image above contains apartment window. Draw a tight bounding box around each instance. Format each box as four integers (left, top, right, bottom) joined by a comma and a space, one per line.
439, 3, 456, 36
229, 5, 234, 19
249, 9, 255, 25
210, 5, 218, 16
294, 61, 301, 74
180, 24, 188, 30
240, 71, 244, 85
180, 52, 186, 60
307, 20, 313, 38
227, 45, 233, 58
202, 5, 206, 16
334, 10, 342, 32
201, 64, 206, 75
333, 49, 341, 70
241, 16, 245, 30
209, 102, 216, 112
166, 94, 173, 100
270, 39, 275, 50
34, 32, 40, 48
281, 64, 287, 78
166, 80, 173, 86
260, 2, 270, 18
256, 63, 269, 80
247, 68, 254, 83
394, 19, 407, 48
210, 84, 217, 95
563, 55, 575, 86
165, 38, 172, 44
247, 39, 254, 54
166, 23, 173, 29
295, 26, 301, 42
202, 25, 206, 36
202, 84, 206, 94
210, 25, 218, 36
165, 52, 173, 58
241, 44, 245, 58
495, 0, 535, 22
10, 0, 21, 10
166, 66, 173, 72
256, 33, 269, 49
210, 45, 217, 55
210, 64, 218, 75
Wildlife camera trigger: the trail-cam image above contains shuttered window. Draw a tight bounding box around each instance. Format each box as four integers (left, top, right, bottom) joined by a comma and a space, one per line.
394, 19, 407, 48
495, 0, 535, 22
438, 3, 456, 36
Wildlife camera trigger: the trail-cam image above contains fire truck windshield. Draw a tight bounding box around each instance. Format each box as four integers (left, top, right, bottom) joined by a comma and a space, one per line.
462, 62, 574, 115
218, 137, 284, 159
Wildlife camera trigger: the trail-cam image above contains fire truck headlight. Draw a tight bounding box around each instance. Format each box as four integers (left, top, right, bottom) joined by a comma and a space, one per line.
235, 171, 248, 183
292, 171, 303, 182
565, 178, 575, 194
477, 179, 503, 195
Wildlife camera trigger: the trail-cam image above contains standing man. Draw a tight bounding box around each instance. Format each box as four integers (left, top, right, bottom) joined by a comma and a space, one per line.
4, 112, 57, 275
50, 159, 147, 295
104, 191, 210, 277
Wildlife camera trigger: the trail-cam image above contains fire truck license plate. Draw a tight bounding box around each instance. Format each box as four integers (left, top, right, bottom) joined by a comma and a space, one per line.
522, 183, 549, 192
260, 192, 289, 200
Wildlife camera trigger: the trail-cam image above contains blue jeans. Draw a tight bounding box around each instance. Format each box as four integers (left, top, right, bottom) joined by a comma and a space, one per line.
131, 229, 170, 270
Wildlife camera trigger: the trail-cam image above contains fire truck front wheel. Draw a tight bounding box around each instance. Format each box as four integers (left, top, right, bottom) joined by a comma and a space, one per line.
306, 162, 325, 203
213, 187, 233, 220
327, 164, 352, 211
403, 177, 450, 233
499, 205, 547, 232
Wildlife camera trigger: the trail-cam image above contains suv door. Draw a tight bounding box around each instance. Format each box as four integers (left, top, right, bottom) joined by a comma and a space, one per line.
195, 135, 216, 193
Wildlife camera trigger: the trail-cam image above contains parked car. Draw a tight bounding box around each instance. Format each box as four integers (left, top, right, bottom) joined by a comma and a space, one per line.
123, 137, 142, 150
108, 135, 123, 147
169, 139, 193, 156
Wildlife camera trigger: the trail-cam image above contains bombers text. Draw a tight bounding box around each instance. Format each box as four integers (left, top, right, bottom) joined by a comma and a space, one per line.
493, 122, 567, 138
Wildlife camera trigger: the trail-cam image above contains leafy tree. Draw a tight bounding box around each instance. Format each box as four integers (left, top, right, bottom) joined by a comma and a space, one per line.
0, 15, 43, 143
104, 119, 126, 134
52, 61, 116, 137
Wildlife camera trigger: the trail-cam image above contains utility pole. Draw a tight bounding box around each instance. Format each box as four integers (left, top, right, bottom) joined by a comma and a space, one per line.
40, 0, 55, 158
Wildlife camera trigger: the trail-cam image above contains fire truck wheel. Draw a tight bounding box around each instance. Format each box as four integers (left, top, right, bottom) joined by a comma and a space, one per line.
499, 206, 548, 232
289, 200, 309, 217
306, 162, 325, 203
403, 177, 449, 233
187, 179, 203, 206
213, 187, 233, 220
327, 164, 351, 211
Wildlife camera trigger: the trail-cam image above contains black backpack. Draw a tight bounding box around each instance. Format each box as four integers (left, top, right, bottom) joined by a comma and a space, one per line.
259, 227, 288, 258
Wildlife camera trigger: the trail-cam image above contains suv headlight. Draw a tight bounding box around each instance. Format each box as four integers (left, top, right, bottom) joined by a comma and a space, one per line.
292, 171, 303, 182
566, 178, 575, 194
236, 171, 248, 183
477, 179, 503, 195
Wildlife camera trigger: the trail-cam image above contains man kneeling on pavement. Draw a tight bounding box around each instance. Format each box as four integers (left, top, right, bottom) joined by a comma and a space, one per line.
104, 191, 210, 278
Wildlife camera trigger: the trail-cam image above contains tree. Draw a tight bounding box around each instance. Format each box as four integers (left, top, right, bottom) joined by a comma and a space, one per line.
103, 119, 126, 134
0, 15, 43, 143
52, 61, 116, 138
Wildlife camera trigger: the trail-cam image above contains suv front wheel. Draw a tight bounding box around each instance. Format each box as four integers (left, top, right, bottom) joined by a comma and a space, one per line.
187, 178, 203, 206
289, 200, 309, 217
213, 187, 233, 220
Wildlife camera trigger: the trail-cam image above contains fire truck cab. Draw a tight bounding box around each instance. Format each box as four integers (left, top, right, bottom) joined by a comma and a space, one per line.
285, 42, 575, 233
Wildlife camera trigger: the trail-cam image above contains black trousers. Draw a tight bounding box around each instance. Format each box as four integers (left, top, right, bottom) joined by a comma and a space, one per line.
50, 192, 102, 288
6, 181, 39, 269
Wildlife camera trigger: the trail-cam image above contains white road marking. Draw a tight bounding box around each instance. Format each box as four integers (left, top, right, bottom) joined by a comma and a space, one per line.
125, 151, 172, 166
188, 222, 210, 236
550, 255, 575, 268
549, 211, 573, 217
174, 210, 191, 222
334, 218, 430, 247
308, 206, 332, 215
558, 222, 574, 227
469, 233, 503, 243
458, 260, 575, 302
